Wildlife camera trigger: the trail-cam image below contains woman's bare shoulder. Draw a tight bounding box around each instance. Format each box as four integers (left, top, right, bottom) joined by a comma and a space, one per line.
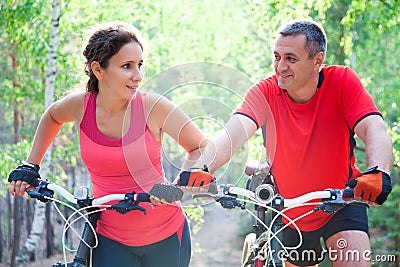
51, 91, 89, 123
143, 92, 163, 104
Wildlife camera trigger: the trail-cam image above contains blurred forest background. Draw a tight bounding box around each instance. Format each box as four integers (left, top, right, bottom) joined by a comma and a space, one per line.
1, 0, 399, 266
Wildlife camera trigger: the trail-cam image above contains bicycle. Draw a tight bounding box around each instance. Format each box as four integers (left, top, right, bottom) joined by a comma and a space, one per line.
193, 166, 369, 267
25, 180, 184, 267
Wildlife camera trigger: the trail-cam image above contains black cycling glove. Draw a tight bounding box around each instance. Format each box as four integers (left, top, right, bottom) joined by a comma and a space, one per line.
8, 161, 41, 187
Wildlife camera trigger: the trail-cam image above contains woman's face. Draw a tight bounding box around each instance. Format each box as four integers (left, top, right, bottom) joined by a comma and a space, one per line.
98, 41, 144, 100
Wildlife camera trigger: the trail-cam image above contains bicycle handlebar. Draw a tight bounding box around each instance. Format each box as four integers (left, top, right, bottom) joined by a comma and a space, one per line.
193, 183, 367, 211
26, 180, 147, 204
24, 180, 185, 267
26, 180, 184, 214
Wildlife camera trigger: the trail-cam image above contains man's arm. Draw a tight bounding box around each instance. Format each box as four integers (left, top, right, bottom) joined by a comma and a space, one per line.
193, 114, 258, 174
354, 114, 393, 174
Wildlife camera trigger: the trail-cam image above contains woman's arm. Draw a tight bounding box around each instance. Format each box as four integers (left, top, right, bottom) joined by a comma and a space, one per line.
145, 93, 207, 169
192, 114, 258, 174
10, 92, 85, 195
28, 92, 86, 164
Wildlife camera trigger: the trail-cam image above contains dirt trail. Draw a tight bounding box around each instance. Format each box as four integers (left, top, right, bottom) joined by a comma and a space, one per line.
190, 203, 244, 267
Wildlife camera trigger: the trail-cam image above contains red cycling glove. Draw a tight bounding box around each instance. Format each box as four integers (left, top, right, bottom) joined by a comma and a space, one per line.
177, 165, 216, 188
346, 166, 392, 205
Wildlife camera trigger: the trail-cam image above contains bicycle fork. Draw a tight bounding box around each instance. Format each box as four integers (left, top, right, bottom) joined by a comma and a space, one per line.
254, 197, 284, 267
267, 212, 283, 267
254, 206, 268, 267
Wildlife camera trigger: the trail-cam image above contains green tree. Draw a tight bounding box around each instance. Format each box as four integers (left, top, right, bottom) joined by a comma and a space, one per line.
0, 0, 399, 265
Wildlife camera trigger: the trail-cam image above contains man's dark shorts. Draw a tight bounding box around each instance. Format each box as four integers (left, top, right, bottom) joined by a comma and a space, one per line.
281, 205, 368, 266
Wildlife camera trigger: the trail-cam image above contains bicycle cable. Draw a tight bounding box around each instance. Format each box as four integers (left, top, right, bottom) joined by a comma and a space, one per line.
237, 196, 326, 267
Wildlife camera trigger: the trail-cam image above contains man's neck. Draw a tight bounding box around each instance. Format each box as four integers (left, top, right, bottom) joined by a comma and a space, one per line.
286, 72, 321, 104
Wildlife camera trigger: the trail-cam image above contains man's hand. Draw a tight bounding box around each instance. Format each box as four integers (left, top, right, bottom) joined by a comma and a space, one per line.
346, 166, 392, 205
175, 165, 216, 193
8, 161, 41, 196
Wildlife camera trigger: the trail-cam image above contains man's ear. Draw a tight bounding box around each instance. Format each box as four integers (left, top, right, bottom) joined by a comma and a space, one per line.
314, 52, 325, 69
91, 61, 103, 80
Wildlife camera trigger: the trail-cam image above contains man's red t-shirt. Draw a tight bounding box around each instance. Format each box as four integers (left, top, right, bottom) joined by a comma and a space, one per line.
235, 65, 381, 231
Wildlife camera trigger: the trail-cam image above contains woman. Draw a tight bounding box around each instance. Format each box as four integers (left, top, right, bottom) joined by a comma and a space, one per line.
8, 21, 206, 267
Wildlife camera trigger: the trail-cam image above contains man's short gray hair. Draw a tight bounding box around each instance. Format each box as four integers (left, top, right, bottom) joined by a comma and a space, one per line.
278, 19, 327, 58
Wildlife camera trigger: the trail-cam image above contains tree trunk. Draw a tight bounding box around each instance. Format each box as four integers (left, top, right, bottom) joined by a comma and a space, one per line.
11, 196, 22, 267
0, 194, 3, 263
25, 200, 35, 262
46, 204, 54, 258
6, 193, 12, 251
44, 0, 60, 109
15, 0, 61, 264
14, 201, 46, 265
25, 200, 32, 235
11, 40, 20, 144
10, 35, 22, 267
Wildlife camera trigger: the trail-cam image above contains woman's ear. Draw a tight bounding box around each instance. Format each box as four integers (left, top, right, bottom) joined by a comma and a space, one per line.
91, 61, 103, 80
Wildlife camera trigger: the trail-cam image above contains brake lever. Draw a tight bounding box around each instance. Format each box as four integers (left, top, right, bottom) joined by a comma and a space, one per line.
26, 180, 54, 203
314, 199, 370, 214
193, 193, 245, 210
109, 200, 146, 215
314, 202, 345, 213
193, 193, 219, 199
218, 195, 245, 209
108, 192, 147, 215
345, 200, 370, 208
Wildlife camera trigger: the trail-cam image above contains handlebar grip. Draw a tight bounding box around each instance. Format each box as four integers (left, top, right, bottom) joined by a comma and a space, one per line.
208, 182, 218, 194
149, 184, 184, 203
136, 193, 151, 202
343, 188, 354, 198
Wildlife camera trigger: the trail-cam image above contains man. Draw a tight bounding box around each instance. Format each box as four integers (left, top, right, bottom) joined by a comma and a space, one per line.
177, 20, 392, 266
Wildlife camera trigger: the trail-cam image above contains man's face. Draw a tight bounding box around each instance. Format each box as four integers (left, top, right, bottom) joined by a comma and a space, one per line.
273, 34, 318, 92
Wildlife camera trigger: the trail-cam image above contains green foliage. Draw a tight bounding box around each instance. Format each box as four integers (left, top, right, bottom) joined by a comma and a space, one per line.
3, 0, 50, 98
0, 140, 33, 196
184, 205, 205, 236
1, 0, 52, 143
1, 0, 399, 261
368, 184, 400, 262
389, 123, 400, 170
